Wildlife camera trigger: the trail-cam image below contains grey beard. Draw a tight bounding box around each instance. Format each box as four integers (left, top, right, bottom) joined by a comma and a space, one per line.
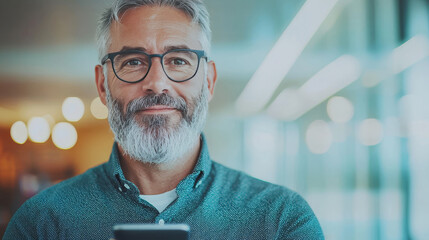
105, 82, 209, 165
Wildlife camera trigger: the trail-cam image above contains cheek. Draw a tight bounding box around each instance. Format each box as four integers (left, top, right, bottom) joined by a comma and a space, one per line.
173, 78, 203, 98
179, 87, 202, 110
182, 69, 206, 95
110, 81, 140, 104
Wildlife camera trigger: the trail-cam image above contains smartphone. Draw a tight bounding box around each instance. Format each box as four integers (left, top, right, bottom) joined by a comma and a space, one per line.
113, 223, 190, 240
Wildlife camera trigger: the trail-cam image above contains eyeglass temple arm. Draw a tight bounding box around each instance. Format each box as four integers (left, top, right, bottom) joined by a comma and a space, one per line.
101, 55, 109, 65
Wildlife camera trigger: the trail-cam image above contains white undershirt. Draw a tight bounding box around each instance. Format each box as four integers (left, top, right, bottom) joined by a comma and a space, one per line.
139, 188, 178, 213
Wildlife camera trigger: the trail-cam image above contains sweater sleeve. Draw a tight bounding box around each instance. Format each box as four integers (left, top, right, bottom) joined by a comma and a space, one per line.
4, 200, 38, 239
275, 193, 324, 240
3, 197, 60, 240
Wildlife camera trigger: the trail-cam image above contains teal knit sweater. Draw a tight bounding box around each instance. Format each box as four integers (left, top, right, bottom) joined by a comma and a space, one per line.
4, 135, 324, 239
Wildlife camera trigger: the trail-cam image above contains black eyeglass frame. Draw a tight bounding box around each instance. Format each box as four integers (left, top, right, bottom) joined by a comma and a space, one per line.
101, 49, 207, 83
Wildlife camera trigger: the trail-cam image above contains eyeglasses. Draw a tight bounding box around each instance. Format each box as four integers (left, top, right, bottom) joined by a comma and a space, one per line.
101, 49, 207, 83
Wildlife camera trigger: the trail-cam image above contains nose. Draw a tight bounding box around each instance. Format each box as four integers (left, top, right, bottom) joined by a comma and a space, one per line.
140, 57, 171, 94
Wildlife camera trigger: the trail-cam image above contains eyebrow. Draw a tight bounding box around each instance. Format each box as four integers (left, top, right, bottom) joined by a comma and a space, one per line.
119, 46, 147, 52
118, 45, 192, 53
164, 45, 191, 52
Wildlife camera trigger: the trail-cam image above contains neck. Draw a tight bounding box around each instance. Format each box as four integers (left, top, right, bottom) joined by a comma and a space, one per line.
117, 135, 201, 195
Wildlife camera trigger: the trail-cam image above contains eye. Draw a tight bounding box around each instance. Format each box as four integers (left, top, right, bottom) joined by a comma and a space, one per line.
125, 59, 142, 66
171, 58, 189, 66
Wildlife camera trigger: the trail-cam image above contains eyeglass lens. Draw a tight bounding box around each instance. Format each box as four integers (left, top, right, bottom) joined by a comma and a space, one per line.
112, 50, 199, 82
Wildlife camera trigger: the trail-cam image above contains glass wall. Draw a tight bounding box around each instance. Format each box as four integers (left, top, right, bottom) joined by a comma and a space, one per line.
206, 0, 429, 239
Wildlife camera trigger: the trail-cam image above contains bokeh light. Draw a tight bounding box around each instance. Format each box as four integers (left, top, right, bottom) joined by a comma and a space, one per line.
327, 96, 354, 123
27, 117, 51, 143
90, 97, 108, 119
10, 121, 28, 144
305, 120, 333, 154
52, 122, 78, 150
398, 94, 421, 123
357, 118, 384, 146
62, 97, 85, 122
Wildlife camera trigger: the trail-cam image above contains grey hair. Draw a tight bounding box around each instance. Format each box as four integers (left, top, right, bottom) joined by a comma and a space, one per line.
96, 0, 212, 63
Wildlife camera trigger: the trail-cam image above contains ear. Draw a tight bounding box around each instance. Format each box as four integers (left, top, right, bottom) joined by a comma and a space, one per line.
205, 60, 217, 102
95, 64, 107, 105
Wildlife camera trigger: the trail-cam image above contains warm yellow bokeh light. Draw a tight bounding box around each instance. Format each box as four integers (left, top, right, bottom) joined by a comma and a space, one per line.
10, 121, 28, 144
27, 117, 51, 143
52, 122, 78, 150
90, 97, 108, 119
62, 97, 85, 122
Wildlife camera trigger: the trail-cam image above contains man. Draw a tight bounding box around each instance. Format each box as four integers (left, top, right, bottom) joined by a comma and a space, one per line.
4, 0, 324, 239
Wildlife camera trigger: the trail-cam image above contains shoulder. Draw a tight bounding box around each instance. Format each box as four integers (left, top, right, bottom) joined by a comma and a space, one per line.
4, 164, 108, 239
211, 162, 324, 239
22, 163, 107, 209
211, 161, 301, 207
33, 163, 107, 203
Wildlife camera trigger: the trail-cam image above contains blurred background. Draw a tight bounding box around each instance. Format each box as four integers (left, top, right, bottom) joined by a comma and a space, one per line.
1, 0, 428, 239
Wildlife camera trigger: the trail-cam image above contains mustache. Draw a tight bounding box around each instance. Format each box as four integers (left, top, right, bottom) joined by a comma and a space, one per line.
124, 93, 187, 117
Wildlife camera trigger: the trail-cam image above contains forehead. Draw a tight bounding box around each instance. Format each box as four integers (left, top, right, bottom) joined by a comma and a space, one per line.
109, 6, 203, 52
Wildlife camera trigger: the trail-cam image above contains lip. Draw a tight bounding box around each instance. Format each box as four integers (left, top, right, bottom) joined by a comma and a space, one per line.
141, 105, 177, 114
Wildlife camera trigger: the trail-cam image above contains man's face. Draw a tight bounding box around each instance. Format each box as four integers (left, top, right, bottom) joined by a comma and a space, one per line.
95, 6, 217, 163
107, 6, 213, 123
